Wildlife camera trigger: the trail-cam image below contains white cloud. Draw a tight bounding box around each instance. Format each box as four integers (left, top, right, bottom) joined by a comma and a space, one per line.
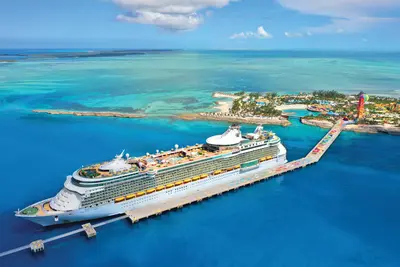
230, 26, 272, 39
257, 26, 272, 38
277, 0, 400, 34
284, 32, 303, 38
112, 0, 237, 31
117, 12, 202, 31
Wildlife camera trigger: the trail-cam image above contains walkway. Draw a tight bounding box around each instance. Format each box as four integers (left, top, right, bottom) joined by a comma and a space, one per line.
0, 120, 344, 258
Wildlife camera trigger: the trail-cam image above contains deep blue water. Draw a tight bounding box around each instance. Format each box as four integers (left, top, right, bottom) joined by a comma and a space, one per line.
0, 111, 399, 267
0, 50, 399, 267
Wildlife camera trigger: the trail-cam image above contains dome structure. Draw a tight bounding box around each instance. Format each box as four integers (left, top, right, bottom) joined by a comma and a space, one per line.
206, 125, 242, 146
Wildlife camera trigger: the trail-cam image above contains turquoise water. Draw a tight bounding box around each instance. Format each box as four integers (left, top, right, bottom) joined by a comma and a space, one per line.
1, 51, 399, 116
0, 51, 399, 267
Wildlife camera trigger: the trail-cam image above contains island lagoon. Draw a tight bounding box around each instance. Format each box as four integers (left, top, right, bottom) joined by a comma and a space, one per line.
0, 50, 400, 267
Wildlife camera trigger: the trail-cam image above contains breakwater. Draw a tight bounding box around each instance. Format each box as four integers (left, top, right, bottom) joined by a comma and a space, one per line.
32, 110, 146, 119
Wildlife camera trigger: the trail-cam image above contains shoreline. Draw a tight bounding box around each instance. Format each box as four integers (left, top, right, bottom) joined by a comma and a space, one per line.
276, 104, 307, 111
214, 101, 232, 113
176, 113, 291, 126
32, 109, 146, 119
301, 118, 400, 135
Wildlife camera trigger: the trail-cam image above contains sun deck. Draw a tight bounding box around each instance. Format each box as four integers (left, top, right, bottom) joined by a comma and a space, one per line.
77, 126, 279, 180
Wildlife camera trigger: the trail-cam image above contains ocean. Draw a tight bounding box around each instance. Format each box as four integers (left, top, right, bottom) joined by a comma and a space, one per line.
0, 50, 399, 267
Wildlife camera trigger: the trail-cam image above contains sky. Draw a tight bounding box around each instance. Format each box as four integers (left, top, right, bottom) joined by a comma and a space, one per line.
1, 0, 400, 50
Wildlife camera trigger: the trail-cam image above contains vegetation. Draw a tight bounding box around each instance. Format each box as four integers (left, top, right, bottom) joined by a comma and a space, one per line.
231, 97, 282, 116
312, 90, 346, 100
234, 91, 246, 96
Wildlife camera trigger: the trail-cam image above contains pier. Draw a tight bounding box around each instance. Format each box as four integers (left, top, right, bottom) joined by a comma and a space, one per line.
82, 223, 96, 238
0, 121, 344, 258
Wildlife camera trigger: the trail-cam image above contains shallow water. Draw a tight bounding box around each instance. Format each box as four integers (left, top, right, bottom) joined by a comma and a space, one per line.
0, 51, 399, 267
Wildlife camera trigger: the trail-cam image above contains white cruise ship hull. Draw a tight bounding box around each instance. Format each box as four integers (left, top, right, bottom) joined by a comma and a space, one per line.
19, 153, 287, 227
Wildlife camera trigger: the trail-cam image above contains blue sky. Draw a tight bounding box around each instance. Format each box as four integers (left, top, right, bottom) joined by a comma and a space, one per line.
1, 0, 400, 50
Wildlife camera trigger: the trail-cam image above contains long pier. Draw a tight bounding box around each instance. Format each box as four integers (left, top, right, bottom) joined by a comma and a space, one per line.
0, 121, 344, 258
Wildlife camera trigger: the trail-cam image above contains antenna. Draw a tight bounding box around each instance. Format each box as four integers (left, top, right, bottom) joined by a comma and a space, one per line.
116, 149, 125, 159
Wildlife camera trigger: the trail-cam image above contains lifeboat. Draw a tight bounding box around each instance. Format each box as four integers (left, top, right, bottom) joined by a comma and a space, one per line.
183, 178, 192, 183
136, 191, 145, 197
126, 193, 136, 200
200, 174, 208, 178
192, 176, 200, 181
146, 188, 156, 194
213, 170, 222, 175
266, 156, 273, 160
166, 183, 174, 189
259, 157, 266, 162
174, 180, 183, 186
114, 196, 125, 203
156, 185, 165, 191
226, 167, 234, 171
234, 165, 240, 169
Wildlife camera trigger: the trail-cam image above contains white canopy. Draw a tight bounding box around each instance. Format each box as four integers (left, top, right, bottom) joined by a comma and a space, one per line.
206, 125, 242, 146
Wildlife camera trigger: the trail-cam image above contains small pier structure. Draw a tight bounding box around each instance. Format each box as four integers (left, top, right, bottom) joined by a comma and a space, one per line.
0, 120, 344, 258
82, 223, 96, 238
30, 240, 44, 253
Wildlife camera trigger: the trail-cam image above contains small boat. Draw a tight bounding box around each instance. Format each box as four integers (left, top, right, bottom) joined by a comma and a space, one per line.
146, 188, 156, 194
126, 193, 136, 200
114, 196, 125, 203
166, 183, 174, 189
136, 191, 145, 197
156, 185, 165, 191
174, 181, 183, 186
213, 170, 222, 175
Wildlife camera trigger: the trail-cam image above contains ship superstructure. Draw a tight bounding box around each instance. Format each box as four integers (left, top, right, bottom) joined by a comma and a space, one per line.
16, 124, 287, 226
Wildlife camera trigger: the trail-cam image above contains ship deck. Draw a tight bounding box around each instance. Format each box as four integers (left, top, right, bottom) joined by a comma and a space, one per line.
78, 135, 277, 179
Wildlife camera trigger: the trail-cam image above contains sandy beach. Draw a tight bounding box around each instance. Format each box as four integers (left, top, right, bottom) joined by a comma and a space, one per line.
276, 104, 308, 111
214, 101, 232, 113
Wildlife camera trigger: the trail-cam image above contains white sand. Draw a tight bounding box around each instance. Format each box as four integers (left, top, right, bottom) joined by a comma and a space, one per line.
276, 104, 307, 111
214, 101, 232, 113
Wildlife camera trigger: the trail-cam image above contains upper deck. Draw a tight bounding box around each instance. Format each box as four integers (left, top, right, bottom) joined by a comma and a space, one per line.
74, 125, 281, 182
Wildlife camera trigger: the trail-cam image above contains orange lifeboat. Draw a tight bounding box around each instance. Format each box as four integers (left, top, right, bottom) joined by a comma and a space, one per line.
136, 191, 145, 197
146, 188, 156, 194
114, 196, 125, 203
126, 194, 136, 200
156, 185, 165, 191
174, 180, 183, 186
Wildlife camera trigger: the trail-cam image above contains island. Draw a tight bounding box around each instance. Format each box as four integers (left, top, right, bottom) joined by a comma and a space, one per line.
177, 91, 291, 126
178, 90, 399, 134
32, 109, 146, 119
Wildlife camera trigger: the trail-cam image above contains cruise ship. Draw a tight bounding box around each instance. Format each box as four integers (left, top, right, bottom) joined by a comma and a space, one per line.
16, 124, 287, 226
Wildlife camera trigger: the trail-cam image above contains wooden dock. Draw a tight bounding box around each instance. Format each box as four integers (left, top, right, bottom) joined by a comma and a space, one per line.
0, 120, 344, 258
